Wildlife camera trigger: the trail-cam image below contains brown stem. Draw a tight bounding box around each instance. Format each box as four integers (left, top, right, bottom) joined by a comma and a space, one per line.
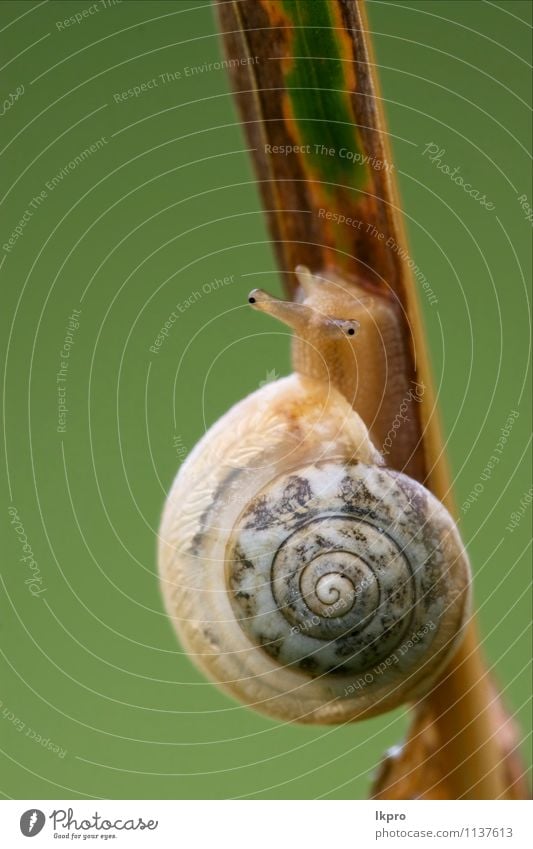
215, 0, 528, 799
426, 623, 508, 799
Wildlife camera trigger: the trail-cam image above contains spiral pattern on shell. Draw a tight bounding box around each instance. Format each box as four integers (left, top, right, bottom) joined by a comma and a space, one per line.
225, 461, 469, 702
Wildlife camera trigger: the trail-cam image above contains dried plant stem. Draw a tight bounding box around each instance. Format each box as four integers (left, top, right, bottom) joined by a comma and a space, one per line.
215, 0, 528, 799
427, 625, 507, 799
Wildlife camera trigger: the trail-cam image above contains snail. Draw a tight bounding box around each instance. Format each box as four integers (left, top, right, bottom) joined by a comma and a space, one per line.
158, 267, 471, 723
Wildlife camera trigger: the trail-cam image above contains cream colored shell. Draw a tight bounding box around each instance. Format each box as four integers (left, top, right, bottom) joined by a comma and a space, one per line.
158, 375, 471, 723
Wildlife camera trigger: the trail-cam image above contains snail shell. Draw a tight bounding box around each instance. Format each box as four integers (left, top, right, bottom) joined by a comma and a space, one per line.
159, 374, 470, 723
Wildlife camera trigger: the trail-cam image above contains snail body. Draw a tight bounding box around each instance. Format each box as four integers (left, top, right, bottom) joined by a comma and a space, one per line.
158, 268, 471, 723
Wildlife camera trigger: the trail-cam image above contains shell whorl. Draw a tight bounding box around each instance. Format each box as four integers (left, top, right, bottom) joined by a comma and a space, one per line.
226, 462, 469, 700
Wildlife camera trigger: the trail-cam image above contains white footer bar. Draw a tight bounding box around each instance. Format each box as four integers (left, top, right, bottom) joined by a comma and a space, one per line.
1, 799, 531, 848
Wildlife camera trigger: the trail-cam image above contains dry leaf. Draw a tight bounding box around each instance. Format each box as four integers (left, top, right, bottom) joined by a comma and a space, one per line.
214, 0, 530, 800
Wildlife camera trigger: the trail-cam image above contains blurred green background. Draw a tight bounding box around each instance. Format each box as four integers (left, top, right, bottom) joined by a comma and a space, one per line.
1, 0, 531, 799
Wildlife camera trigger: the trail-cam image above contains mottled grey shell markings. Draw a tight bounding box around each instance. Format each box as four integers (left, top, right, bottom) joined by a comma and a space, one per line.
227, 461, 457, 686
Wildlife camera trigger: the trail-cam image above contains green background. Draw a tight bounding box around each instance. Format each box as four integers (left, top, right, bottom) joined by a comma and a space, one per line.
1, 0, 531, 799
